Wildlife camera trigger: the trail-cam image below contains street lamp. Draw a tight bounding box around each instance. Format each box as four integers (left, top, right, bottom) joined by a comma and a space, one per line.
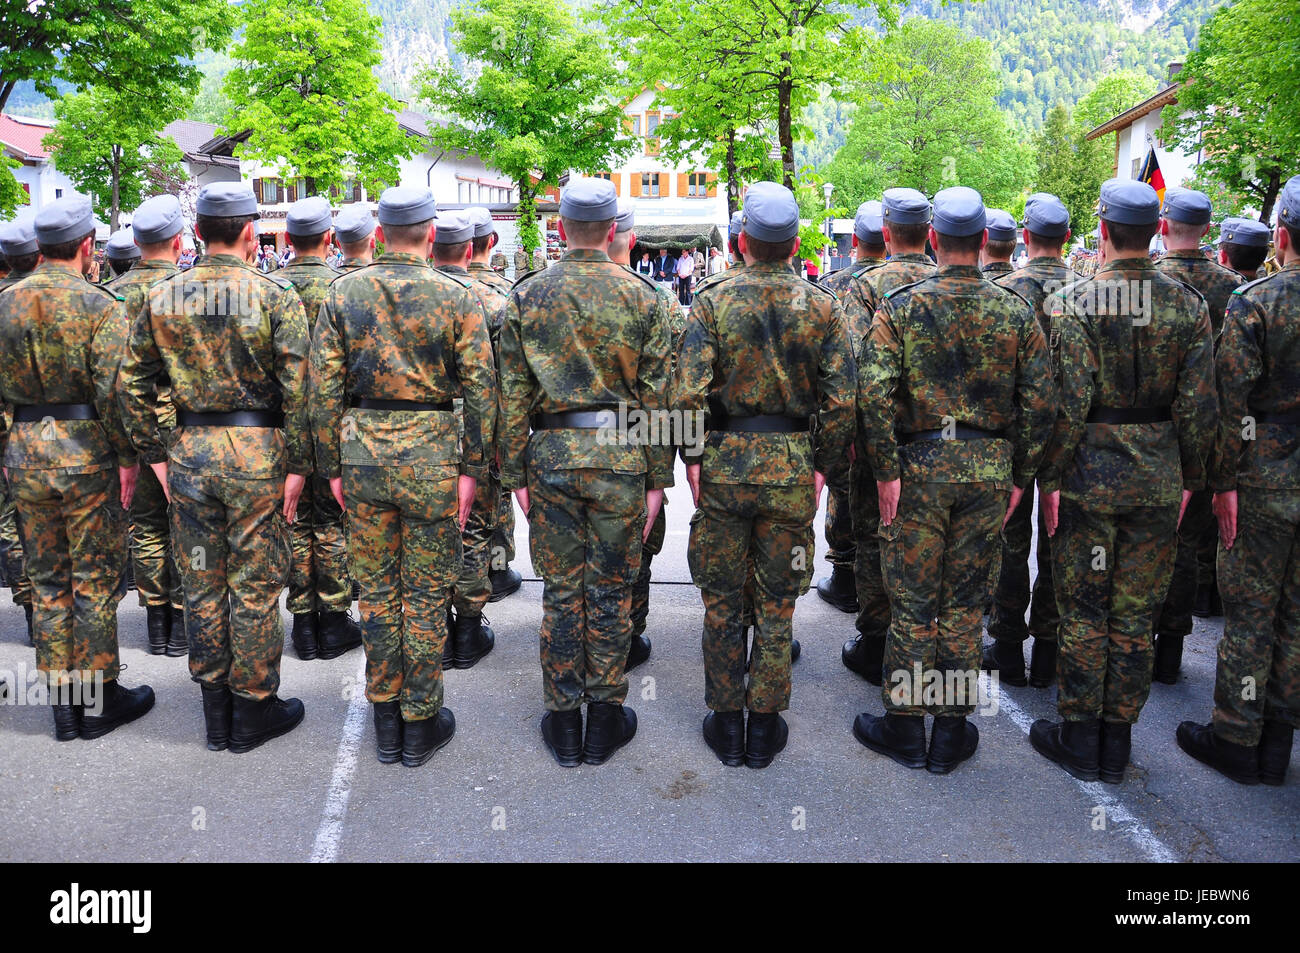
822, 182, 834, 273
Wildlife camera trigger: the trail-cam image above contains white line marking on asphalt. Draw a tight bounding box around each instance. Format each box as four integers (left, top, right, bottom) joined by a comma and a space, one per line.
992, 683, 1179, 864
310, 657, 368, 863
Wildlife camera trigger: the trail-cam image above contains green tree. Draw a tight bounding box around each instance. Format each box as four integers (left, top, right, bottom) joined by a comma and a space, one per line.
419, 0, 631, 254
223, 0, 416, 196
1066, 69, 1158, 235
0, 155, 26, 219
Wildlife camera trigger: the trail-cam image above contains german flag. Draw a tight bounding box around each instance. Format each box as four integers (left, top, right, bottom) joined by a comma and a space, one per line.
1137, 146, 1166, 203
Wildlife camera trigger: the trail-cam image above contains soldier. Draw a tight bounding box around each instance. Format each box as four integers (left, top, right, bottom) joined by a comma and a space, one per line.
856, 186, 1055, 774
121, 182, 310, 753
498, 178, 671, 767
1217, 217, 1271, 282
513, 244, 529, 281
1176, 176, 1300, 786
841, 188, 938, 683
1033, 179, 1216, 783
105, 196, 188, 657
431, 210, 498, 669
674, 182, 854, 770
983, 193, 1076, 688
725, 211, 744, 270
313, 188, 496, 766
280, 196, 361, 662
0, 196, 154, 740
465, 206, 523, 602
334, 204, 377, 273
1151, 188, 1245, 681
103, 227, 142, 279
980, 208, 1018, 278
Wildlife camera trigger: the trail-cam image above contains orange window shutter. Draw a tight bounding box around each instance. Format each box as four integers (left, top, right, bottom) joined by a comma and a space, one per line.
677, 173, 687, 198
612, 173, 621, 196
253, 179, 263, 203
706, 174, 717, 198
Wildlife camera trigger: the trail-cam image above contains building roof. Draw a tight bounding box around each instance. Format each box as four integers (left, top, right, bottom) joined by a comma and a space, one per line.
1085, 83, 1184, 141
0, 114, 55, 161
164, 119, 222, 154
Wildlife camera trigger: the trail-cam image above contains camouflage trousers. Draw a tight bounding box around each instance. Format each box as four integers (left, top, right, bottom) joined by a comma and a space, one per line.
825, 482, 855, 568
1155, 488, 1214, 637
170, 464, 291, 701
10, 466, 125, 681
0, 474, 30, 606
452, 470, 499, 616
631, 499, 667, 638
491, 482, 516, 565
1053, 498, 1178, 724
1211, 488, 1300, 746
345, 464, 461, 722
131, 456, 182, 610
528, 467, 643, 712
287, 474, 351, 614
850, 462, 890, 642
880, 480, 1005, 717
689, 481, 815, 714
988, 482, 1059, 643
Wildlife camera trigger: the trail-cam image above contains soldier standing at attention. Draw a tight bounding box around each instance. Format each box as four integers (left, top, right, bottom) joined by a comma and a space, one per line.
856, 186, 1055, 774
674, 182, 855, 770
983, 193, 1076, 689
333, 204, 377, 273
103, 227, 142, 279
980, 209, 1018, 278
0, 196, 154, 741
105, 196, 188, 657
1177, 176, 1300, 786
1033, 179, 1216, 783
280, 197, 361, 663
1216, 218, 1271, 281
313, 188, 496, 767
121, 182, 310, 753
431, 210, 498, 670
465, 206, 523, 602
513, 244, 529, 281
497, 178, 672, 768
1151, 188, 1245, 681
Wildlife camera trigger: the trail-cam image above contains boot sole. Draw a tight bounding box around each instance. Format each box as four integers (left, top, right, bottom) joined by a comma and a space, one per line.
703, 717, 745, 767
852, 720, 927, 769
147, 645, 168, 656
488, 580, 522, 602
317, 641, 362, 660
583, 737, 633, 765
1175, 735, 1259, 785
229, 705, 306, 754
816, 592, 859, 613
1029, 733, 1099, 781
206, 740, 229, 752
449, 648, 493, 670
542, 738, 582, 767
402, 728, 454, 767
294, 647, 319, 661
1151, 672, 1178, 685
79, 694, 156, 740
377, 749, 402, 764
1098, 768, 1124, 784
165, 646, 188, 657
1028, 676, 1054, 688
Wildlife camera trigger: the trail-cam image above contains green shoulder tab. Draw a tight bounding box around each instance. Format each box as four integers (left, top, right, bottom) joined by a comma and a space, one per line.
436, 267, 474, 289
1232, 271, 1276, 296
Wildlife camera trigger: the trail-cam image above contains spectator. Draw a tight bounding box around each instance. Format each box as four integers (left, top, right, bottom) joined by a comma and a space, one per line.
805, 256, 820, 283
707, 247, 724, 275
676, 244, 695, 306
636, 251, 654, 276
652, 247, 673, 284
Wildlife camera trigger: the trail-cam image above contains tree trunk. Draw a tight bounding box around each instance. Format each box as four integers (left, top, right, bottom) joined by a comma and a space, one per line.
305, 175, 317, 195
725, 127, 740, 217
110, 146, 121, 233
1259, 169, 1281, 225
516, 183, 540, 254
0, 80, 15, 115
778, 72, 796, 191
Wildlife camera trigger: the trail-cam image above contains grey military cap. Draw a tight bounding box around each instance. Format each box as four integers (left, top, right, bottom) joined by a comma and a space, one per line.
854, 200, 884, 244
1098, 179, 1160, 225
466, 206, 496, 239
559, 178, 618, 222
728, 210, 744, 239
1161, 187, 1212, 226
986, 208, 1017, 243
614, 200, 635, 234
378, 186, 437, 226
334, 204, 376, 244
34, 195, 96, 245
741, 181, 799, 242
1023, 192, 1070, 238
0, 212, 38, 257
105, 227, 142, 262
434, 211, 474, 244
287, 196, 333, 236
196, 182, 260, 219
132, 194, 184, 244
882, 188, 931, 226
1279, 175, 1300, 229
1218, 217, 1271, 248
932, 186, 987, 237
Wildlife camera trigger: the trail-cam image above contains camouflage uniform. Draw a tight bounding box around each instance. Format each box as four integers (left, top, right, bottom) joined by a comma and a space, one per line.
121, 254, 311, 700
861, 265, 1055, 716
981, 261, 1015, 278
513, 247, 529, 281
313, 252, 495, 720
0, 263, 135, 681
1205, 260, 1300, 745
1040, 256, 1217, 723
497, 248, 672, 712
0, 269, 34, 614
673, 261, 855, 713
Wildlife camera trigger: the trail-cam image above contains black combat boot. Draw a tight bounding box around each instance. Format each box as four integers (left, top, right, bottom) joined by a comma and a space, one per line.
791, 639, 801, 664
290, 612, 318, 661
981, 639, 1027, 687
745, 711, 789, 769
373, 701, 402, 764
145, 605, 169, 656
317, 609, 363, 660
24, 603, 33, 646
928, 715, 979, 774
853, 711, 927, 769
488, 567, 522, 602
627, 634, 651, 671
402, 708, 455, 767
842, 633, 884, 684
1030, 718, 1100, 781
541, 709, 583, 767
1028, 638, 1058, 688
52, 703, 82, 741
702, 710, 745, 766
1192, 584, 1222, 618
166, 605, 188, 657
1258, 721, 1294, 786
815, 565, 858, 613
199, 683, 232, 751
1152, 634, 1183, 685
79, 679, 156, 740
449, 611, 495, 669
1176, 721, 1258, 785
229, 693, 305, 753
1099, 721, 1132, 784
583, 702, 637, 765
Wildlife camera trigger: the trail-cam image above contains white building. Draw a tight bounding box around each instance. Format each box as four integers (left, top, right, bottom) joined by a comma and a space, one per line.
0, 113, 84, 214
1085, 69, 1199, 189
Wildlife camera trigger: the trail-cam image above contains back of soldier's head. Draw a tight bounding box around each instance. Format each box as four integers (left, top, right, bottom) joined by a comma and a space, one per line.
34, 196, 97, 262
930, 187, 987, 260
431, 211, 474, 265
376, 186, 438, 252
286, 196, 333, 254
740, 182, 799, 262
1098, 179, 1159, 254
559, 178, 618, 250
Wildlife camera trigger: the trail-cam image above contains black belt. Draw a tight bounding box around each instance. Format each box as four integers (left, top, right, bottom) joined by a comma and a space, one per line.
1086, 406, 1172, 424
13, 403, 98, 422
179, 410, 284, 428
712, 412, 810, 433
532, 410, 617, 430
898, 425, 1004, 445
350, 398, 453, 412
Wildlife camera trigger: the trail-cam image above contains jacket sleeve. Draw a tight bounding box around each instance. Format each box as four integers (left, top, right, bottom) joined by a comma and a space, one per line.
272, 288, 312, 476
1208, 293, 1263, 492
310, 293, 347, 479
455, 289, 496, 483
859, 301, 903, 482
668, 292, 718, 467
815, 300, 857, 490
1010, 308, 1057, 489
118, 294, 166, 465
496, 294, 536, 490
1038, 299, 1096, 493
1173, 300, 1218, 491
638, 286, 675, 490
92, 298, 138, 467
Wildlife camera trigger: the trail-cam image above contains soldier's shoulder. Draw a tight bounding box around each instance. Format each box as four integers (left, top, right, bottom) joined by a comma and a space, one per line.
881, 273, 937, 302
622, 265, 659, 295
1157, 269, 1209, 310
437, 267, 474, 289
1231, 269, 1285, 300
510, 266, 547, 292
987, 279, 1034, 312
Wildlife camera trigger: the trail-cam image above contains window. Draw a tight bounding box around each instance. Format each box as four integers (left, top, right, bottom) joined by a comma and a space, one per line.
640, 173, 661, 198
54, 188, 63, 199
595, 172, 612, 182
688, 173, 708, 197
630, 116, 642, 137
645, 112, 661, 155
